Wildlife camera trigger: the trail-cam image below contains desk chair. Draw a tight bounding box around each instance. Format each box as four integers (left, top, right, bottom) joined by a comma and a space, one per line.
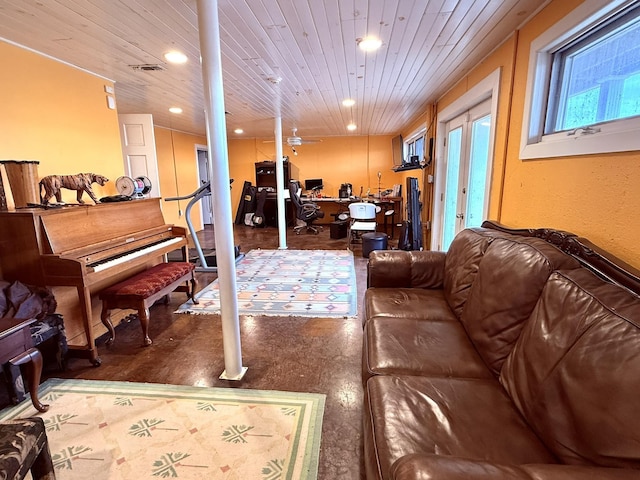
289, 181, 325, 234
347, 202, 377, 249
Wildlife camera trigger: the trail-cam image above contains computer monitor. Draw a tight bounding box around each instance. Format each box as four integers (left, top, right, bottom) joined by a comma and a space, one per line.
304, 178, 323, 191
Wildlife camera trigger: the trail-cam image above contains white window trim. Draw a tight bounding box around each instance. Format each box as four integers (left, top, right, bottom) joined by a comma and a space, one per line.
405, 128, 427, 161
432, 68, 500, 251
520, 0, 640, 160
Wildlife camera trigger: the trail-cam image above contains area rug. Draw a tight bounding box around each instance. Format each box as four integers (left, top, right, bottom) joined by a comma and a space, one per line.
0, 378, 325, 480
176, 249, 357, 318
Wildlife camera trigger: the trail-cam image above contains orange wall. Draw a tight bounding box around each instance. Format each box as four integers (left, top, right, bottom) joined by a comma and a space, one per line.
501, 0, 640, 266
501, 0, 640, 267
0, 40, 123, 203
437, 36, 517, 224
0, 41, 208, 232
4, 0, 637, 267
227, 135, 399, 218
435, 0, 640, 267
399, 109, 435, 239
154, 127, 207, 231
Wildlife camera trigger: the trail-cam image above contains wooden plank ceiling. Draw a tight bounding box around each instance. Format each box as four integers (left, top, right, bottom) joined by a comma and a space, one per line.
0, 0, 547, 139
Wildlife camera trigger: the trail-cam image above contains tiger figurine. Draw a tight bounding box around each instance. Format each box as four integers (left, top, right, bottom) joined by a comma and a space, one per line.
39, 173, 109, 205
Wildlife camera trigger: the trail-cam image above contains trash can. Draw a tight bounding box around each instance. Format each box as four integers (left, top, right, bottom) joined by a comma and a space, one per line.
330, 220, 348, 239
362, 232, 388, 258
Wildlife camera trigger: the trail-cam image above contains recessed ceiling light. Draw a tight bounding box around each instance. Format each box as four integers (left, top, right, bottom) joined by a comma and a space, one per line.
347, 123, 357, 131
164, 50, 188, 64
234, 128, 244, 134
342, 98, 356, 107
169, 107, 183, 114
357, 36, 382, 52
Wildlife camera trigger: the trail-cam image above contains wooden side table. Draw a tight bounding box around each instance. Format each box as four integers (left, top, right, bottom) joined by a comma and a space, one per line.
0, 317, 49, 412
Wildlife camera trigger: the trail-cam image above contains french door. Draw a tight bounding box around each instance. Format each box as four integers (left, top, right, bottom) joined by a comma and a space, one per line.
441, 99, 492, 250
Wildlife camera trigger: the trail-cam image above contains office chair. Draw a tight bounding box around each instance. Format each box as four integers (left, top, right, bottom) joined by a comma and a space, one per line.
347, 202, 378, 249
288, 181, 325, 234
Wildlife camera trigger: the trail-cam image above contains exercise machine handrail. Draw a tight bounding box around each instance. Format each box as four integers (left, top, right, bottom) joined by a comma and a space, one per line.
165, 180, 241, 272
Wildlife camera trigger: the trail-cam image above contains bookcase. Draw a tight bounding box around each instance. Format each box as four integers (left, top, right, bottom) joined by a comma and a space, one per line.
255, 161, 290, 190
254, 161, 293, 227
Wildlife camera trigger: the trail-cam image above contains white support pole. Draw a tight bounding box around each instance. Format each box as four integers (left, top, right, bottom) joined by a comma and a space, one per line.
275, 116, 287, 249
196, 0, 246, 380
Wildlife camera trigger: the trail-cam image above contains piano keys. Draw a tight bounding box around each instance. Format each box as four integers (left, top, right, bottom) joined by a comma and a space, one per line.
90, 237, 183, 272
0, 198, 188, 365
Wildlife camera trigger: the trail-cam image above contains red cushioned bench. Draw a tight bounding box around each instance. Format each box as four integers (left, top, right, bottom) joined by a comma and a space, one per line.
99, 262, 198, 347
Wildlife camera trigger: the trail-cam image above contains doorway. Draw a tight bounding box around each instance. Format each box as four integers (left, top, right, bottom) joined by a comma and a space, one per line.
441, 99, 492, 250
432, 69, 500, 251
196, 146, 213, 226
118, 113, 161, 198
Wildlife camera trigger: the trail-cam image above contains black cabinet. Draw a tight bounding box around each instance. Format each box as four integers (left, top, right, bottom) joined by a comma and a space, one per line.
254, 161, 293, 227
255, 161, 290, 190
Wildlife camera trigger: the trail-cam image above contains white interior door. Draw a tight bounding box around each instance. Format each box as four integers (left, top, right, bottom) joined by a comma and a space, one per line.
118, 113, 161, 198
441, 99, 492, 250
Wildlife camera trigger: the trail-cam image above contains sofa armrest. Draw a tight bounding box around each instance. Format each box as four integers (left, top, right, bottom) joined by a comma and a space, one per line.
367, 250, 446, 289
391, 454, 639, 480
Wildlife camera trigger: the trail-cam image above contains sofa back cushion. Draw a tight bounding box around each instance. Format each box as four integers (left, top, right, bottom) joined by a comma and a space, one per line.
500, 269, 640, 468
460, 236, 579, 375
443, 229, 495, 319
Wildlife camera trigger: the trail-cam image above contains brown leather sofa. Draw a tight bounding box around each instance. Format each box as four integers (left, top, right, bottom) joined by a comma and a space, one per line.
362, 221, 640, 480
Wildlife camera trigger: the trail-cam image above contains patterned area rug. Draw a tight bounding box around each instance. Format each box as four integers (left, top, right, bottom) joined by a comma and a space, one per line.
0, 378, 325, 480
176, 249, 357, 318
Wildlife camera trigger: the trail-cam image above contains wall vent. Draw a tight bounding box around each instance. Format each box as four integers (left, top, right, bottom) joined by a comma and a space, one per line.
130, 64, 165, 72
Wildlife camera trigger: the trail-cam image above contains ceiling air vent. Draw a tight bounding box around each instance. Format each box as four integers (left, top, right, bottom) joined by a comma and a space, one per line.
130, 64, 165, 72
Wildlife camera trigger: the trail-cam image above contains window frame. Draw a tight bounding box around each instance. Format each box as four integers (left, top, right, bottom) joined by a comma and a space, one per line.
405, 130, 426, 162
520, 0, 640, 160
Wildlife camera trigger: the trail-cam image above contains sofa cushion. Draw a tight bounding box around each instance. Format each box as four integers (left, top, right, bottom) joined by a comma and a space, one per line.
364, 375, 555, 480
501, 269, 640, 469
460, 236, 579, 375
363, 317, 493, 381
368, 250, 447, 289
390, 454, 640, 480
364, 288, 457, 325
443, 229, 494, 319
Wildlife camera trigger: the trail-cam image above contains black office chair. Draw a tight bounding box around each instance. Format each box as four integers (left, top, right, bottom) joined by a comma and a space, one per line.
288, 181, 325, 234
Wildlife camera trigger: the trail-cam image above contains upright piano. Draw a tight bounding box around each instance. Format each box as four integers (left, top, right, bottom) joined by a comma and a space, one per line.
0, 198, 188, 365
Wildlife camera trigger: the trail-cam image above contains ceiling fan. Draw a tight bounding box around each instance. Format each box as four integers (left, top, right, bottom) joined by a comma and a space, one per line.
285, 128, 321, 146
264, 128, 322, 154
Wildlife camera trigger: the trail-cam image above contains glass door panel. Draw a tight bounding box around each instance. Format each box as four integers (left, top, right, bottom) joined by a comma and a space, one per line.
465, 113, 491, 227
442, 126, 462, 250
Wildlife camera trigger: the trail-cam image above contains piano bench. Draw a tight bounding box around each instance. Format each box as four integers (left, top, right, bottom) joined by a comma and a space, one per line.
99, 262, 198, 347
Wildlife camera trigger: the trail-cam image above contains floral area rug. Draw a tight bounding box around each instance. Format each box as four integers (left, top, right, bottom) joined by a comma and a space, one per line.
0, 378, 325, 480
175, 249, 357, 318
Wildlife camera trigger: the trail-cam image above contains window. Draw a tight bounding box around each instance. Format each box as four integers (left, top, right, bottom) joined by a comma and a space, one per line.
546, 4, 640, 134
520, 0, 640, 159
405, 131, 425, 161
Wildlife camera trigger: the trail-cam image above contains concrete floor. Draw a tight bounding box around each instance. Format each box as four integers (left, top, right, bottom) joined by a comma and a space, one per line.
29, 223, 391, 479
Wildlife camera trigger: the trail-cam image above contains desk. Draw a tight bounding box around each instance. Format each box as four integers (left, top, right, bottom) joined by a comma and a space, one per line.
302, 196, 402, 238
0, 317, 48, 412
263, 193, 293, 227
